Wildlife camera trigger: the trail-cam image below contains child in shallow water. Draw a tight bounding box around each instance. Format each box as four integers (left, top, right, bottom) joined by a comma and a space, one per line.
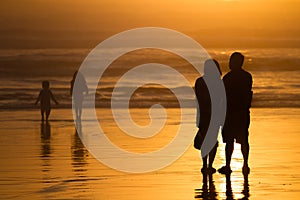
35, 81, 58, 121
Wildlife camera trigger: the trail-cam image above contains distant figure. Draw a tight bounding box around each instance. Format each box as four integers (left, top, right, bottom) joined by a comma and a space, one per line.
194, 59, 222, 174
70, 71, 88, 120
35, 81, 59, 121
218, 52, 253, 175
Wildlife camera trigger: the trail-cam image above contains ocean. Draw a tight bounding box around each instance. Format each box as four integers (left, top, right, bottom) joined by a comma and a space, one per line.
0, 47, 299, 110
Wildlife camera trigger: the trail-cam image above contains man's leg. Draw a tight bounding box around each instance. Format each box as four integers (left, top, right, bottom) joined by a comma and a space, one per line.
242, 113, 250, 174
225, 141, 234, 168
241, 140, 250, 174
218, 141, 234, 174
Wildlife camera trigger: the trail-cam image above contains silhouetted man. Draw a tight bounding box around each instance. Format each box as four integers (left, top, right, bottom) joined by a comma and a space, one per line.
218, 52, 253, 175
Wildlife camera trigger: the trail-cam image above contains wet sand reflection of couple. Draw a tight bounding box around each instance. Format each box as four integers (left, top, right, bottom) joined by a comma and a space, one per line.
194, 173, 249, 200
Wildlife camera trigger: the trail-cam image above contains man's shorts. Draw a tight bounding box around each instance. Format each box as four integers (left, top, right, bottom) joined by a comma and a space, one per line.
222, 110, 250, 144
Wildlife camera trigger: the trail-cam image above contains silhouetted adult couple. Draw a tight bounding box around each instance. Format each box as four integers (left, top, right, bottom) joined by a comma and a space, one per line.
194, 52, 253, 175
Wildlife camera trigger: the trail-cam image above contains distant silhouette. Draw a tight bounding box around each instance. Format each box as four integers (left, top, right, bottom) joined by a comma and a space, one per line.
195, 172, 218, 199
194, 59, 222, 174
218, 52, 253, 175
35, 81, 59, 121
70, 71, 88, 120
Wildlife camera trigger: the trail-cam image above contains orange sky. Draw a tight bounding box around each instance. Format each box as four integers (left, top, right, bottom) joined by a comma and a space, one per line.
0, 0, 299, 48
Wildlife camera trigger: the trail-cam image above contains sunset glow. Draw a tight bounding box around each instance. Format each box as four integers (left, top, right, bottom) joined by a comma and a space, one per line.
0, 0, 299, 48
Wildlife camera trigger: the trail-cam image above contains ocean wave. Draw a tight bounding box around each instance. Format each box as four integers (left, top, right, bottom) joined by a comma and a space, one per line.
0, 86, 300, 110
0, 48, 300, 78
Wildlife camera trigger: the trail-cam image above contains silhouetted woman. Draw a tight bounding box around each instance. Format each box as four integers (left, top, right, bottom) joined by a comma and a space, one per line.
70, 71, 88, 120
194, 59, 222, 174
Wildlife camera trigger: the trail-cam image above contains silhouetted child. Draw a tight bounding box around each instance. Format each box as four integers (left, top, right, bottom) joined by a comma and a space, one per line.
35, 81, 58, 121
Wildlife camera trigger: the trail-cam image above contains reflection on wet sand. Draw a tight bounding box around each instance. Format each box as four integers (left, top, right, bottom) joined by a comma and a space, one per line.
242, 174, 250, 199
225, 174, 233, 199
71, 121, 91, 196
195, 172, 250, 200
40, 122, 51, 172
71, 121, 88, 172
195, 173, 218, 199
195, 143, 251, 200
225, 173, 249, 200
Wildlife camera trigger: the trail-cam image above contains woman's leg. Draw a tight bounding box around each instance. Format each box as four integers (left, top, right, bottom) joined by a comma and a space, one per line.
225, 141, 234, 168
208, 143, 218, 169
202, 155, 208, 173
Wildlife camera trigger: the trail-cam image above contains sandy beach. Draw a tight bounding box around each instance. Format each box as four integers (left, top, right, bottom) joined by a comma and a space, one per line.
0, 108, 299, 199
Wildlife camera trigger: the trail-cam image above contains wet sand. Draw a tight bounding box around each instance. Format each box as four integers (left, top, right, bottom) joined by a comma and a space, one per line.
0, 108, 299, 199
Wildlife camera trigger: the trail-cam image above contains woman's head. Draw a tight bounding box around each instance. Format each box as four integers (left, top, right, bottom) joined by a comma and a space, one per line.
204, 59, 222, 77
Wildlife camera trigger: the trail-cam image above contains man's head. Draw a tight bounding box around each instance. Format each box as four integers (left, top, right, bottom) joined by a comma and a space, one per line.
229, 52, 244, 70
